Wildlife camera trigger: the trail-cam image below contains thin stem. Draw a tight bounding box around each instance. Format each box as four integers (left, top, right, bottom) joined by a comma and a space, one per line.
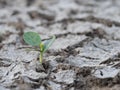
39, 52, 43, 64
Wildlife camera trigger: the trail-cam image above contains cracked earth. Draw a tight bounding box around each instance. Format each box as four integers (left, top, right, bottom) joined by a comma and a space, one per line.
0, 0, 120, 90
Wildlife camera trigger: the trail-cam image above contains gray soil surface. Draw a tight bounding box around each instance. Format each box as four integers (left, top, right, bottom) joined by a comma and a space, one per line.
0, 0, 120, 90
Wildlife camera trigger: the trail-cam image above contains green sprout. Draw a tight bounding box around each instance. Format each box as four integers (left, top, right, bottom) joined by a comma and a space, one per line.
23, 31, 55, 64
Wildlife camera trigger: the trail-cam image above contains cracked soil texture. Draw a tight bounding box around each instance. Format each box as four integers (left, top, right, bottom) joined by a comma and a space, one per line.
0, 0, 120, 90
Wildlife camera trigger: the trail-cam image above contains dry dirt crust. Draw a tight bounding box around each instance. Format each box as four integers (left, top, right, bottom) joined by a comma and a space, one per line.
0, 0, 120, 90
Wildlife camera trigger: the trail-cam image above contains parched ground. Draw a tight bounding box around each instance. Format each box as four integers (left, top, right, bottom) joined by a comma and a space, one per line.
0, 0, 120, 90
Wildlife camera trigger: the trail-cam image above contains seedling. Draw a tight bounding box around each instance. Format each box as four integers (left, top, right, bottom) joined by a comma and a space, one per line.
23, 31, 55, 64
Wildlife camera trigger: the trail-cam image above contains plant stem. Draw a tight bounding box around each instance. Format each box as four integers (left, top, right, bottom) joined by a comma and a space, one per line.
39, 52, 43, 64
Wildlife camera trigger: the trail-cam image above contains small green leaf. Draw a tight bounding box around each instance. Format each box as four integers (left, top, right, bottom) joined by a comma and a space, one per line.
23, 32, 41, 46
43, 35, 55, 52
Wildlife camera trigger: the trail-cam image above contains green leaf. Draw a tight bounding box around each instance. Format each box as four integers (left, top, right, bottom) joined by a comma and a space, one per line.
43, 35, 55, 52
23, 32, 41, 46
